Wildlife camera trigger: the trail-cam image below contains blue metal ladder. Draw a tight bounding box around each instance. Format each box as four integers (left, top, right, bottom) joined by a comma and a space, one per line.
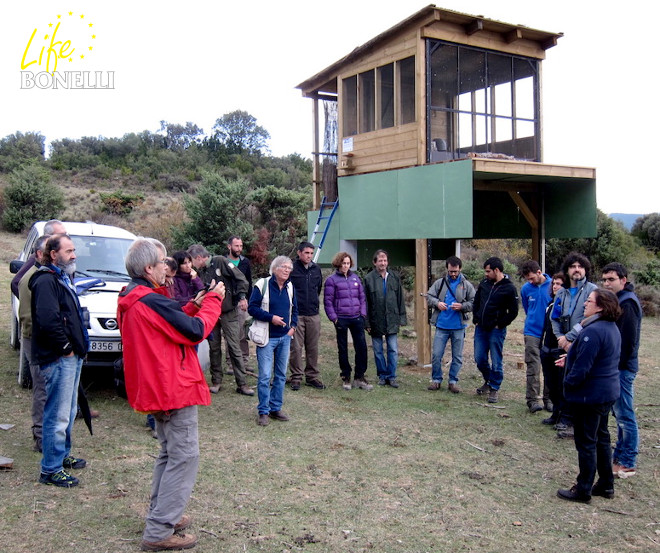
310, 196, 338, 263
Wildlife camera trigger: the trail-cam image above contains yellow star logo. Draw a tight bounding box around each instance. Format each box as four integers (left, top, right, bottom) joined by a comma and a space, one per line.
80, 14, 84, 19
92, 35, 96, 39
69, 57, 73, 62
69, 11, 73, 16
89, 23, 93, 28
48, 23, 52, 27
80, 54, 84, 59
88, 46, 93, 51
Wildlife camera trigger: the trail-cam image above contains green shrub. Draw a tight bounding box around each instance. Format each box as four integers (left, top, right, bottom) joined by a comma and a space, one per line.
2, 164, 63, 232
99, 191, 144, 215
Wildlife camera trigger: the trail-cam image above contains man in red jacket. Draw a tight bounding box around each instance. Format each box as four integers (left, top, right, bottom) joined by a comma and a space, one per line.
118, 238, 224, 552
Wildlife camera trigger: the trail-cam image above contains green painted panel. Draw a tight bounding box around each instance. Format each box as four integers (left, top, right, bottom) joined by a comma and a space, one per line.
338, 161, 474, 239
545, 181, 597, 238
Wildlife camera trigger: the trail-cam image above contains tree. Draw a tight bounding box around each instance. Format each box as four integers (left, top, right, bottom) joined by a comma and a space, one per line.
631, 212, 660, 251
2, 164, 64, 232
171, 171, 254, 253
0, 131, 46, 172
159, 121, 205, 152
212, 110, 270, 155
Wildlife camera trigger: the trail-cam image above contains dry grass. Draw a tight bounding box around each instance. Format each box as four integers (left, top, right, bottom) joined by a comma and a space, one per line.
0, 230, 658, 553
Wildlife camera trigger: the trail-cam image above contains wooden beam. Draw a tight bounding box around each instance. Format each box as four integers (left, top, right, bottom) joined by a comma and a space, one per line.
505, 28, 523, 44
507, 190, 537, 230
473, 180, 538, 192
415, 239, 431, 367
465, 19, 484, 36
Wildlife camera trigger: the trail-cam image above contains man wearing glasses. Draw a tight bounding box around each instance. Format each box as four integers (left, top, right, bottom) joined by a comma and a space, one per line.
426, 256, 475, 393
601, 262, 642, 479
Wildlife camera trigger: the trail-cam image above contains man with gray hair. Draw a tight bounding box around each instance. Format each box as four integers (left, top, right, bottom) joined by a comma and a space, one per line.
118, 238, 225, 551
30, 234, 88, 488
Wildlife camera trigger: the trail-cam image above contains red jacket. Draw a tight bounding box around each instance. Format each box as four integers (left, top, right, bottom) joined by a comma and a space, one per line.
117, 278, 222, 413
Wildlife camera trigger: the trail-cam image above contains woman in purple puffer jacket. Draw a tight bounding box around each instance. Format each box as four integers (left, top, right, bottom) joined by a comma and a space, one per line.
324, 252, 372, 391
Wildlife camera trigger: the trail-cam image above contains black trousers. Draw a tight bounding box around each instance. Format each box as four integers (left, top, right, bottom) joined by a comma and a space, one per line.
335, 317, 368, 381
571, 401, 615, 496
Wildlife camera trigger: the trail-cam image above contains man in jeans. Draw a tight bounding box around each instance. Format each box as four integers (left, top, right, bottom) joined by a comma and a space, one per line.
601, 262, 642, 479
472, 257, 519, 403
426, 256, 475, 393
30, 234, 89, 488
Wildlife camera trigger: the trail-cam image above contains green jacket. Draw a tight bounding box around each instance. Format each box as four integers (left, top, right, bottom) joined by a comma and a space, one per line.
364, 270, 407, 336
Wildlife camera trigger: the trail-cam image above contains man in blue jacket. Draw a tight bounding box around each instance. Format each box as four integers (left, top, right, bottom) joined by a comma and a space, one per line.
521, 261, 552, 413
601, 262, 642, 479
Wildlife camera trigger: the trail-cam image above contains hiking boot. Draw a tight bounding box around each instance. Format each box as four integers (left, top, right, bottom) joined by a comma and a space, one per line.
557, 485, 591, 503
542, 415, 558, 426
353, 378, 373, 391
487, 388, 499, 403
554, 422, 569, 431
448, 382, 460, 394
427, 382, 441, 391
62, 456, 86, 470
141, 533, 198, 551
209, 384, 221, 394
544, 400, 554, 412
290, 381, 301, 391
306, 379, 326, 389
476, 382, 490, 396
528, 402, 543, 413
592, 483, 614, 499
387, 378, 399, 388
269, 410, 290, 421
174, 514, 192, 532
342, 380, 352, 391
236, 385, 255, 396
39, 470, 79, 488
556, 426, 574, 439
257, 414, 270, 426
378, 378, 387, 386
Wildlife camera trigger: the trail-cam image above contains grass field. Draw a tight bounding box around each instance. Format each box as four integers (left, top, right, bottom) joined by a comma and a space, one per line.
0, 230, 658, 553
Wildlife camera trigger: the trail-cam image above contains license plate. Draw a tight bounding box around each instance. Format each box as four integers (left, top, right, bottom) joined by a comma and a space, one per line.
89, 341, 122, 352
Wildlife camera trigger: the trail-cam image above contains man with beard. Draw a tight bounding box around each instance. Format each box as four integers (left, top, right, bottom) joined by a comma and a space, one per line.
30, 234, 89, 488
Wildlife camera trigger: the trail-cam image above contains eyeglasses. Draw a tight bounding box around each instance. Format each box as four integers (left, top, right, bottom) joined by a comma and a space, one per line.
278, 266, 293, 271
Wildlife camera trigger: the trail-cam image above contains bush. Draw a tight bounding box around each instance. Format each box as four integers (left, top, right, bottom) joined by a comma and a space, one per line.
2, 164, 63, 232
99, 191, 144, 215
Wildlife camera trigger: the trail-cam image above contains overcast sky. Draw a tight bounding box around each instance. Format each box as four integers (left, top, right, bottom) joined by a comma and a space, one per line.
2, 0, 657, 215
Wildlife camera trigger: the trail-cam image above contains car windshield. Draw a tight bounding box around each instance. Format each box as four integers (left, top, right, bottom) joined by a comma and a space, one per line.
70, 235, 133, 281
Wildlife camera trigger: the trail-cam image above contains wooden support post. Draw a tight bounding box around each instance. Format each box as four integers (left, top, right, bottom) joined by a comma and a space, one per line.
415, 238, 431, 367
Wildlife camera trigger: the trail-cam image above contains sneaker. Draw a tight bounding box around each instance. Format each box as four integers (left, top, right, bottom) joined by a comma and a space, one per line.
290, 381, 301, 391
342, 380, 352, 391
387, 378, 399, 388
476, 382, 490, 395
613, 464, 636, 479
448, 382, 460, 394
427, 382, 441, 391
62, 456, 87, 470
487, 388, 499, 403
353, 378, 374, 391
305, 379, 326, 389
378, 378, 387, 386
141, 533, 197, 551
209, 384, 221, 394
528, 402, 543, 413
557, 485, 591, 503
39, 470, 79, 488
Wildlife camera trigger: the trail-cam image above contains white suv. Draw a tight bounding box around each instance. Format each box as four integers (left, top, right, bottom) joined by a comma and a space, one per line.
9, 221, 136, 386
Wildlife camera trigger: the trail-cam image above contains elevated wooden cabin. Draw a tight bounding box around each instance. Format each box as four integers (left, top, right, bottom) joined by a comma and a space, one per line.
296, 5, 597, 365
